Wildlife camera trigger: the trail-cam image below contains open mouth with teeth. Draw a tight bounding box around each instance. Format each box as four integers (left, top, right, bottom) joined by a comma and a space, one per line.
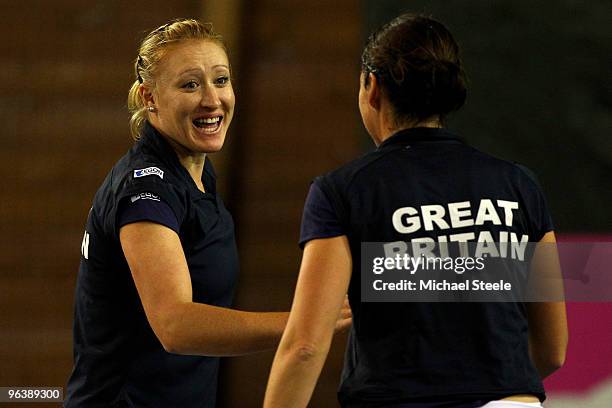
192, 115, 223, 134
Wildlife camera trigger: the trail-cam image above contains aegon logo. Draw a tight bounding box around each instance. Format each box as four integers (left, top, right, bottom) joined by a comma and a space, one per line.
133, 167, 164, 179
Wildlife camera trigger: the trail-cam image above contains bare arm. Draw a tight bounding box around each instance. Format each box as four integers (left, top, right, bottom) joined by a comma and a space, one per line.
264, 236, 352, 408
120, 221, 287, 356
527, 231, 568, 378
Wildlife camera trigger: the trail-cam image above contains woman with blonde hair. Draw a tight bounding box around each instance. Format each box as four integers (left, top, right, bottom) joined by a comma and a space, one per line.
65, 19, 349, 407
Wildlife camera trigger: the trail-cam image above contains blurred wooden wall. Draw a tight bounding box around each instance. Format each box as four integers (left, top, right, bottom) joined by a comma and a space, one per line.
221, 0, 362, 406
0, 1, 362, 407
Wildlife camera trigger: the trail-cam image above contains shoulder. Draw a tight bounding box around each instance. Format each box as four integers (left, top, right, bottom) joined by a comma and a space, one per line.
92, 146, 189, 237
460, 146, 545, 187
477, 149, 547, 191
318, 147, 392, 192
459, 146, 550, 205
511, 162, 545, 188
110, 145, 186, 198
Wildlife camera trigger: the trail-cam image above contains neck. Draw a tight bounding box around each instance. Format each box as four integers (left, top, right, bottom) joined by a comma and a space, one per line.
376, 116, 442, 145
178, 153, 207, 191
162, 134, 207, 192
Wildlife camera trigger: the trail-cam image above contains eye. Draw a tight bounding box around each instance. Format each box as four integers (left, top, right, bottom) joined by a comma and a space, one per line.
183, 80, 199, 90
215, 76, 230, 86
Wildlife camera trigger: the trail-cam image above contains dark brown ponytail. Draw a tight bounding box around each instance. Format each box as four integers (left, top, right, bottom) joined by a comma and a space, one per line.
361, 14, 467, 125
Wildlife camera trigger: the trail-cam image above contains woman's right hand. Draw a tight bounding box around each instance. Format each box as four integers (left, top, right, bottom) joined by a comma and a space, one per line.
335, 295, 352, 333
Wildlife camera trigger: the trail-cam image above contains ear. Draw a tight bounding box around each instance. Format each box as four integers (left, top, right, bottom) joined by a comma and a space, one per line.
366, 73, 381, 111
139, 84, 155, 109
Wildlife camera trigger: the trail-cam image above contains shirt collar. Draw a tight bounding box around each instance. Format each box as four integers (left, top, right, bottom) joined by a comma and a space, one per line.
139, 121, 183, 170
138, 121, 217, 195
378, 127, 464, 149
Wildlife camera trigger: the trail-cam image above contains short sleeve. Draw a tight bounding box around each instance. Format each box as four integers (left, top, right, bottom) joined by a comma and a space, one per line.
516, 164, 554, 241
299, 180, 347, 248
118, 192, 180, 233
111, 166, 187, 238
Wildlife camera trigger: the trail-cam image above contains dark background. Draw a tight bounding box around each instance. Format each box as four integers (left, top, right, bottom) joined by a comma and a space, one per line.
363, 0, 612, 233
0, 1, 609, 407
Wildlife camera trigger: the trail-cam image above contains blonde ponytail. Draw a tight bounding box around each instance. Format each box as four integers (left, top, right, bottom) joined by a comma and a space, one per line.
127, 79, 146, 140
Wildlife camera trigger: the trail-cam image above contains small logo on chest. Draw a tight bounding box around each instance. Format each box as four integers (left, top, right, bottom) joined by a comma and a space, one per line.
133, 166, 164, 179
130, 192, 161, 203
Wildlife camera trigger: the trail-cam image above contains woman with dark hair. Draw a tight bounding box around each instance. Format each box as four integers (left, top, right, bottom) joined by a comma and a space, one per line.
264, 13, 567, 408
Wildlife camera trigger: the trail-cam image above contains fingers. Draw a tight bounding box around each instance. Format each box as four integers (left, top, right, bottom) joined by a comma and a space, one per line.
335, 317, 353, 334
335, 295, 353, 333
339, 309, 352, 320
339, 304, 352, 320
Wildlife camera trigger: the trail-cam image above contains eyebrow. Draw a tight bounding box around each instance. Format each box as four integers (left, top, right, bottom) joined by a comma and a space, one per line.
178, 65, 230, 75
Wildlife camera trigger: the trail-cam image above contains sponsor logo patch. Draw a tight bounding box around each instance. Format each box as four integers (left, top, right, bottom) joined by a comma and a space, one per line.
134, 166, 164, 179
131, 192, 161, 203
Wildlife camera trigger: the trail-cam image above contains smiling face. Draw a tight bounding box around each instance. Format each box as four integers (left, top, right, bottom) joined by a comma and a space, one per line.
142, 39, 235, 155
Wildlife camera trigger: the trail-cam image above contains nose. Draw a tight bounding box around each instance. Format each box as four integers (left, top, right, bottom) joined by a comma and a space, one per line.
199, 83, 222, 109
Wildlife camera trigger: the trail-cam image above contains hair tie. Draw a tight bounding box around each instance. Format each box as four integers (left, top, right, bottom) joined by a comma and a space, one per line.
156, 23, 171, 33
136, 55, 144, 83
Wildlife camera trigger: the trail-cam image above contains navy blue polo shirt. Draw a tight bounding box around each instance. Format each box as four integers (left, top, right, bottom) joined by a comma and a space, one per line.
300, 127, 553, 408
65, 122, 239, 407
